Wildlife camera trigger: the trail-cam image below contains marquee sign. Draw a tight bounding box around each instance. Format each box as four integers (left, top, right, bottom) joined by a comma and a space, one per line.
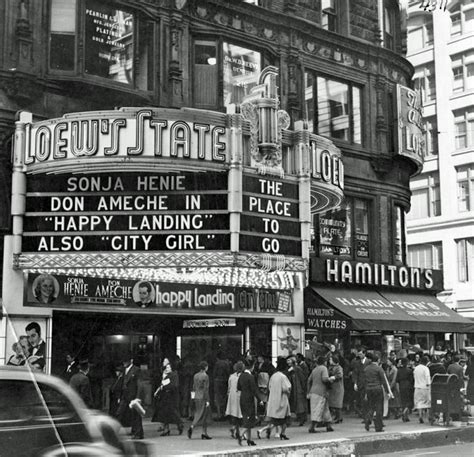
311, 258, 443, 292
396, 84, 424, 175
23, 172, 229, 253
240, 174, 301, 256
26, 273, 293, 315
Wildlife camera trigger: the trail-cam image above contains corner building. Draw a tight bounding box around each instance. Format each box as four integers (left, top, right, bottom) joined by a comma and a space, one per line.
1, 0, 472, 410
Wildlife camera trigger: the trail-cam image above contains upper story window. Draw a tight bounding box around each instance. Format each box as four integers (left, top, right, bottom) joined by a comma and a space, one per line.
383, 2, 397, 50
424, 117, 438, 157
451, 51, 474, 94
193, 40, 263, 109
314, 197, 371, 260
305, 72, 362, 145
408, 242, 443, 270
457, 164, 474, 212
454, 108, 474, 150
408, 172, 441, 220
407, 15, 433, 53
395, 205, 407, 263
457, 238, 474, 282
413, 65, 436, 103
321, 0, 337, 32
450, 1, 474, 37
49, 0, 153, 91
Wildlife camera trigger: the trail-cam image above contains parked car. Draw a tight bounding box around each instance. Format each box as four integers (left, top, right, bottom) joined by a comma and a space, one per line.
0, 366, 149, 457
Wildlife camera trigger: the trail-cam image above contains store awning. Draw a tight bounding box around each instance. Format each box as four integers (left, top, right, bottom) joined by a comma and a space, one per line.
308, 287, 474, 333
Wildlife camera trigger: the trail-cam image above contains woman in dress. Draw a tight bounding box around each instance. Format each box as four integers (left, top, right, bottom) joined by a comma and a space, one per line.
225, 361, 244, 441
396, 357, 414, 422
257, 357, 292, 440
152, 361, 183, 436
328, 354, 344, 424
237, 357, 262, 446
307, 356, 334, 433
187, 361, 212, 440
386, 358, 400, 419
6, 341, 27, 366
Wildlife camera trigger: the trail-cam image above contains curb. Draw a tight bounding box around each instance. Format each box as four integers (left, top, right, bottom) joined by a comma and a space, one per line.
189, 425, 474, 457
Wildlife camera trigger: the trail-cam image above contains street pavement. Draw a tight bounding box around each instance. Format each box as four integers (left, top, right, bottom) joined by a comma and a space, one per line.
125, 413, 474, 456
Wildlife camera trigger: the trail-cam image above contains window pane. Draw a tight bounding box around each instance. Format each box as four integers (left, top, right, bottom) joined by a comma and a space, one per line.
354, 199, 369, 258
194, 41, 218, 107
84, 1, 134, 84
223, 43, 261, 106
352, 87, 361, 144
451, 12, 461, 36
408, 188, 429, 220
136, 21, 153, 90
50, 0, 76, 71
432, 184, 441, 216
51, 0, 76, 32
465, 9, 474, 33
455, 121, 467, 149
317, 77, 349, 141
457, 239, 468, 282
458, 180, 469, 211
317, 202, 352, 257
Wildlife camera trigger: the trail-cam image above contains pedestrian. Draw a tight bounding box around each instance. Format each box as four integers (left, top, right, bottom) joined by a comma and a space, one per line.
296, 353, 310, 380
385, 358, 400, 419
413, 355, 431, 424
328, 354, 344, 424
363, 352, 393, 433
307, 355, 334, 433
396, 357, 414, 422
115, 353, 144, 440
152, 361, 184, 436
465, 351, 474, 405
257, 357, 291, 440
352, 348, 370, 418
237, 357, 262, 446
109, 363, 124, 418
70, 359, 93, 408
213, 352, 231, 421
63, 353, 78, 382
225, 361, 244, 441
187, 361, 212, 440
286, 356, 308, 426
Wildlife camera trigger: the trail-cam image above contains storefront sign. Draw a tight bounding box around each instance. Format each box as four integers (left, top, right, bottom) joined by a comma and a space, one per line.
183, 318, 236, 328
23, 172, 229, 253
304, 293, 350, 331
396, 84, 424, 173
240, 174, 301, 256
24, 109, 228, 168
26, 273, 293, 315
312, 258, 443, 291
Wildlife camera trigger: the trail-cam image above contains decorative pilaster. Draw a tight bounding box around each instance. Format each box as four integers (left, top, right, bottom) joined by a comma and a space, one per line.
15, 0, 33, 69
169, 17, 184, 104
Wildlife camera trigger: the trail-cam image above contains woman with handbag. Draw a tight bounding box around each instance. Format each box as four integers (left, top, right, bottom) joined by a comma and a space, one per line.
307, 356, 334, 433
187, 361, 212, 440
257, 357, 292, 440
328, 355, 344, 424
151, 361, 183, 436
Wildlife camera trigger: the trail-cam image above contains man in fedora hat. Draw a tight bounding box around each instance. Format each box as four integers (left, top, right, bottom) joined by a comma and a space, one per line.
69, 359, 93, 408
115, 352, 144, 440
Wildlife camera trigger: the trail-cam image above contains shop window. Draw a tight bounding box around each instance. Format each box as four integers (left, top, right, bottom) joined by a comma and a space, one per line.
305, 72, 362, 144
424, 117, 438, 157
407, 242, 443, 270
450, 1, 474, 37
451, 51, 474, 94
454, 108, 474, 150
193, 39, 262, 109
314, 196, 371, 259
395, 205, 406, 263
321, 0, 337, 32
407, 172, 441, 220
49, 0, 153, 91
457, 164, 474, 212
457, 237, 474, 282
413, 65, 436, 103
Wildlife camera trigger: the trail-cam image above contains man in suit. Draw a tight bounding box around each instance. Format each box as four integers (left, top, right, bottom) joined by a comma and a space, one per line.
70, 359, 93, 408
353, 348, 370, 418
63, 354, 78, 382
115, 353, 144, 439
25, 321, 46, 371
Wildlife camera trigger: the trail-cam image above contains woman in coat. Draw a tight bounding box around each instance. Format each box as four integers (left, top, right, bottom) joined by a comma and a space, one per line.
307, 356, 334, 433
187, 361, 212, 440
396, 357, 414, 422
225, 361, 244, 441
328, 354, 344, 424
386, 358, 400, 419
237, 357, 262, 446
257, 357, 292, 440
152, 362, 183, 436
286, 356, 308, 426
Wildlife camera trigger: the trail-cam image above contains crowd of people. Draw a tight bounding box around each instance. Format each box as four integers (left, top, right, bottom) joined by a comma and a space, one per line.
24, 340, 473, 445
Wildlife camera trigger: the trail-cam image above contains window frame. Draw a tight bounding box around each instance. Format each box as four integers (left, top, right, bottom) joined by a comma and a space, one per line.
454, 108, 474, 150
456, 164, 474, 212
450, 1, 474, 37
408, 172, 441, 220
413, 65, 436, 103
48, 0, 155, 92
456, 237, 474, 282
407, 242, 443, 270
304, 71, 363, 146
313, 195, 373, 261
321, 0, 338, 32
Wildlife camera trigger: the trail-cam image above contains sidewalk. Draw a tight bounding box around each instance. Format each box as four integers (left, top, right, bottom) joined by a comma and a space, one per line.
127, 414, 474, 456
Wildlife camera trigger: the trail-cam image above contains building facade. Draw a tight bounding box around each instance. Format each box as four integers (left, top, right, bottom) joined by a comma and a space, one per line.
405, 1, 474, 343
3, 0, 472, 410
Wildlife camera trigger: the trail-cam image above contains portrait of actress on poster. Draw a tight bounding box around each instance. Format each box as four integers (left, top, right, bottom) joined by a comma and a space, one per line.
32, 273, 59, 304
